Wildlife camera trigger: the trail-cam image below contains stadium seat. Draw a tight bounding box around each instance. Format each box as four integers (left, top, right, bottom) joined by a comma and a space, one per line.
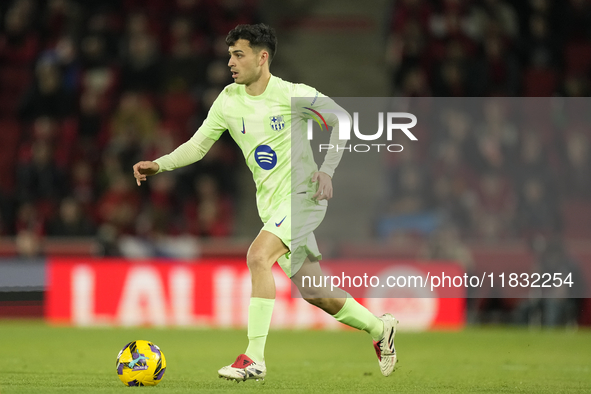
161, 92, 197, 123
564, 41, 591, 75
0, 66, 32, 95
522, 68, 557, 97
561, 199, 591, 238
0, 119, 21, 191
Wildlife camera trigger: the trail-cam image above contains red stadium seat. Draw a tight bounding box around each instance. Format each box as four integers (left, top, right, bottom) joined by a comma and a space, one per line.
522, 68, 558, 97
0, 119, 21, 191
161, 92, 197, 122
564, 41, 591, 75
0, 66, 32, 95
562, 199, 591, 238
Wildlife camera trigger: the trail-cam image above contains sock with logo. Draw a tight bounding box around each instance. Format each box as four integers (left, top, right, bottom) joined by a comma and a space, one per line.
333, 297, 384, 341
244, 297, 275, 363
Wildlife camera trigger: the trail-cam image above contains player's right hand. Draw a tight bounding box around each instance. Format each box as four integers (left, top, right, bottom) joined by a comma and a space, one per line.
133, 161, 160, 186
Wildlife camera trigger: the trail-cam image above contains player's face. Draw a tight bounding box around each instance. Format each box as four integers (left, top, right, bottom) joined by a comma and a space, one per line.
228, 39, 265, 85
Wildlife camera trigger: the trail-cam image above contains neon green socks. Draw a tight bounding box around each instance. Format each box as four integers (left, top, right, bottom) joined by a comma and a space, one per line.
333, 297, 384, 341
245, 297, 275, 363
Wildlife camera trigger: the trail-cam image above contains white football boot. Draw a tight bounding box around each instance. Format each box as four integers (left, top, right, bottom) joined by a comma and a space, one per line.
372, 313, 399, 376
218, 354, 266, 382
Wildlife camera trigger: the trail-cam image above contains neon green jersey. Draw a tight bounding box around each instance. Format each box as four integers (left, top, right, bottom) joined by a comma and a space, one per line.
199, 75, 329, 222
154, 75, 346, 224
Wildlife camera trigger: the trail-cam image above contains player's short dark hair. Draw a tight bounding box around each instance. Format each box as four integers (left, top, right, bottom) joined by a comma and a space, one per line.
225, 23, 277, 65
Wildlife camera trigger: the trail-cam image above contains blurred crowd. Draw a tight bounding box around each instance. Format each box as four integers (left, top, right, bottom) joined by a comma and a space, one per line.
386, 0, 591, 97
380, 0, 591, 243
1, 0, 591, 260
377, 98, 591, 243
0, 0, 260, 255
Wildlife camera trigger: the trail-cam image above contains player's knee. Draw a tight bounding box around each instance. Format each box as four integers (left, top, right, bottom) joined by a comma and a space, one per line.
246, 250, 272, 272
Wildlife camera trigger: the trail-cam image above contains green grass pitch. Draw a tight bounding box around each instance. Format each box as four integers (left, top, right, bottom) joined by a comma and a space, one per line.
0, 320, 589, 393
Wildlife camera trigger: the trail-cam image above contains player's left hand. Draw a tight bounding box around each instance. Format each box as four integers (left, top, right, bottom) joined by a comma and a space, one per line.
312, 171, 333, 201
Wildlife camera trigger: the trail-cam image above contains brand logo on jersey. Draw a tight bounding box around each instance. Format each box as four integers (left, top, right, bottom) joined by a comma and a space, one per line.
269, 115, 285, 131
254, 145, 277, 170
241, 117, 246, 134
275, 216, 286, 227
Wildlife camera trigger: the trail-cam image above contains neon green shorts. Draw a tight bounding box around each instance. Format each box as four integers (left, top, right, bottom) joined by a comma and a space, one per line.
262, 192, 327, 277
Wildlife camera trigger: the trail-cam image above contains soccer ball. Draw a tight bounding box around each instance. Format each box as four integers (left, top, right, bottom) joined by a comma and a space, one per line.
116, 340, 166, 386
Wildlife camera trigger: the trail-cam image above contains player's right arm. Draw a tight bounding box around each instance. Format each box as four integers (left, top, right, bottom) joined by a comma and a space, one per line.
132, 89, 229, 185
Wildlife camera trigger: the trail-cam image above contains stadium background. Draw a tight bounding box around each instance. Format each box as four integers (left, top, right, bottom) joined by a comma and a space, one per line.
0, 0, 590, 329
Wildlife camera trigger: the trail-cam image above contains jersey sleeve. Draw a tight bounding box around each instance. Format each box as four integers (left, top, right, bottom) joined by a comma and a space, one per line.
292, 83, 349, 179
153, 131, 216, 173
197, 89, 228, 141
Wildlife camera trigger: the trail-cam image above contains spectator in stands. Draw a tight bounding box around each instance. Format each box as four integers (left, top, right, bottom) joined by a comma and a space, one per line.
475, 33, 520, 95
557, 75, 590, 97
473, 99, 519, 173
515, 176, 561, 238
208, 0, 261, 38
398, 67, 431, 96
84, 12, 119, 60
436, 105, 480, 168
472, 172, 515, 240
15, 229, 43, 259
512, 130, 557, 191
419, 223, 474, 277
78, 91, 104, 146
52, 35, 80, 92
560, 131, 591, 198
561, 0, 591, 42
162, 37, 208, 93
80, 35, 110, 70
69, 160, 96, 210
144, 172, 180, 235
470, 0, 519, 42
0, 1, 39, 66
42, 0, 79, 45
182, 174, 234, 238
431, 141, 475, 232
19, 59, 75, 120
15, 202, 44, 236
386, 146, 433, 216
172, 0, 212, 39
429, 0, 476, 54
120, 32, 162, 93
16, 140, 66, 204
108, 92, 159, 170
432, 39, 478, 96
389, 0, 432, 34
386, 20, 430, 94
97, 172, 140, 235
46, 197, 96, 237
519, 14, 560, 69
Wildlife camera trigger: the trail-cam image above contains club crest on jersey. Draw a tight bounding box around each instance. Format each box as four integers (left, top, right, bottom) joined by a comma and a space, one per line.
269, 115, 285, 131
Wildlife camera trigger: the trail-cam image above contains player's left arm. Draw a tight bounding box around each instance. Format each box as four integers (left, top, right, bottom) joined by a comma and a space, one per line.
312, 100, 350, 201
293, 84, 350, 201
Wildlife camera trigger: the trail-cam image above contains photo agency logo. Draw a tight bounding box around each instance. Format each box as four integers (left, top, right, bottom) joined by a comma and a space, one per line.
304, 104, 418, 153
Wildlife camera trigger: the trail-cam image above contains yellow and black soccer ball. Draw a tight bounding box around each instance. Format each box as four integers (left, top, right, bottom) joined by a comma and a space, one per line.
116, 340, 166, 386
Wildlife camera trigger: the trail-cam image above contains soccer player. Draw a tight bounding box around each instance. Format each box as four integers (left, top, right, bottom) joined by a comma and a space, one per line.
132, 23, 398, 381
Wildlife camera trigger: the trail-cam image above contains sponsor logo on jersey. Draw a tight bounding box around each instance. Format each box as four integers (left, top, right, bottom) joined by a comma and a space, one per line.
254, 145, 277, 170
269, 115, 285, 131
241, 117, 246, 134
275, 216, 287, 227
